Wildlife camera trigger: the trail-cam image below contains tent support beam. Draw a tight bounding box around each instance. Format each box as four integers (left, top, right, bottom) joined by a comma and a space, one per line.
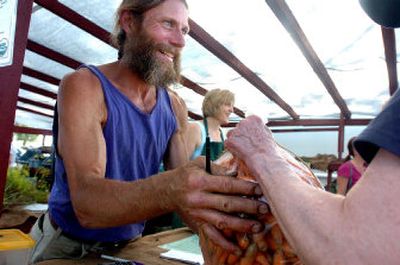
265, 0, 351, 119
338, 114, 345, 159
188, 19, 299, 120
0, 0, 33, 213
381, 27, 398, 96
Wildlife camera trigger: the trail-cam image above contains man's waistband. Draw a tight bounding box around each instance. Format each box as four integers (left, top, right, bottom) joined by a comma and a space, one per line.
47, 213, 131, 249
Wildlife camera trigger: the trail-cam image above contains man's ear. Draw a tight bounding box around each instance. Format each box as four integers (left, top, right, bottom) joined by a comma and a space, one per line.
119, 10, 137, 34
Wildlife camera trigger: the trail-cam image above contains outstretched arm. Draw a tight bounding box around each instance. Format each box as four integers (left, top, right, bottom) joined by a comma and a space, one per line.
225, 115, 400, 265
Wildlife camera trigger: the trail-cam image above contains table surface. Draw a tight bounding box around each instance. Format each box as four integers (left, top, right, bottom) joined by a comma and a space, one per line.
36, 227, 195, 265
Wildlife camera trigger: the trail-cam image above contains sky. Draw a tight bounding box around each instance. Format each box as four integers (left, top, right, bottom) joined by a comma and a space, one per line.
273, 126, 366, 157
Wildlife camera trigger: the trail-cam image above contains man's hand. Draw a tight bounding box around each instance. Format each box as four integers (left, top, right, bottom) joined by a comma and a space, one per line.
168, 156, 269, 253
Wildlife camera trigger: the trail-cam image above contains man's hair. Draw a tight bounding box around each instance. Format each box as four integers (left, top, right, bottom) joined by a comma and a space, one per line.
110, 0, 188, 53
202, 89, 235, 118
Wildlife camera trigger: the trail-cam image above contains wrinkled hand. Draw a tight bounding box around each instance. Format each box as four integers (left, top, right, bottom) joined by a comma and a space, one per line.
171, 156, 268, 253
225, 115, 277, 168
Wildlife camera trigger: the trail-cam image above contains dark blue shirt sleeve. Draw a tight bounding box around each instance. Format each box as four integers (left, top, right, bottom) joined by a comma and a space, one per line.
354, 89, 400, 164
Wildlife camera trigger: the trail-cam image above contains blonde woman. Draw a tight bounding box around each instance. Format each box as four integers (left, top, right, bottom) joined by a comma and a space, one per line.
187, 89, 235, 161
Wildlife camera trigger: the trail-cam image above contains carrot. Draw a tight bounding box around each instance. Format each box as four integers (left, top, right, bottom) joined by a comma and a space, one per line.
255, 252, 271, 265
217, 249, 229, 265
270, 225, 283, 247
252, 230, 268, 252
215, 246, 223, 259
287, 256, 302, 265
272, 249, 284, 265
239, 243, 258, 265
227, 253, 241, 264
265, 233, 278, 251
236, 232, 250, 250
282, 240, 296, 258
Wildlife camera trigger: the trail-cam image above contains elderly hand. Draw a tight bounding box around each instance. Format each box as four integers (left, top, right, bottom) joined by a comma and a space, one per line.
225, 115, 278, 168
170, 156, 269, 254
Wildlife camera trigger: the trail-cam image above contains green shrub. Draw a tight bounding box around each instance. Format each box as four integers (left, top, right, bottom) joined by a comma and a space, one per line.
4, 167, 48, 206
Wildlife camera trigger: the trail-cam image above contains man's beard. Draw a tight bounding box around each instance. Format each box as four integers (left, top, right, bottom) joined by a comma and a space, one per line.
122, 30, 181, 88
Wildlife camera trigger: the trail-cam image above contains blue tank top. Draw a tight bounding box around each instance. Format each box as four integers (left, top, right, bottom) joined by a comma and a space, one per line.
48, 65, 177, 242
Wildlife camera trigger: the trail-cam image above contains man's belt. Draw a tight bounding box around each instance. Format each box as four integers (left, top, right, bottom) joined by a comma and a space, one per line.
47, 213, 130, 249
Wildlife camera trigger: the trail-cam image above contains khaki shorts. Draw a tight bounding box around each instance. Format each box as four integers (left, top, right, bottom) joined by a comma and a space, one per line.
29, 213, 139, 264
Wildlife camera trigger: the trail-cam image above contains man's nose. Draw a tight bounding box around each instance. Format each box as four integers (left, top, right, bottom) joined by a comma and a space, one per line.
170, 29, 186, 48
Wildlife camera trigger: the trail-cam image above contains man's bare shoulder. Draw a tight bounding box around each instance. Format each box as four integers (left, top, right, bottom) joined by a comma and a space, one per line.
58, 67, 106, 122
59, 68, 100, 95
188, 121, 202, 138
166, 88, 188, 116
166, 88, 186, 109
166, 87, 188, 131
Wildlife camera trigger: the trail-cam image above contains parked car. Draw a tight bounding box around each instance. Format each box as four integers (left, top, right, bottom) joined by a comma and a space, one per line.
16, 146, 53, 191
16, 146, 52, 170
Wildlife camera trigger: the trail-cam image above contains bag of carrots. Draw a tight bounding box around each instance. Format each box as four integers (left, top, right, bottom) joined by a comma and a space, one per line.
200, 147, 324, 265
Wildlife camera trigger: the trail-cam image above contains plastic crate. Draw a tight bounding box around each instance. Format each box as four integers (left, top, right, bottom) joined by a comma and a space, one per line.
0, 229, 35, 265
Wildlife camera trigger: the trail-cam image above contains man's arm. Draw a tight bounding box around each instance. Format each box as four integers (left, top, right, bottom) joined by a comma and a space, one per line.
185, 122, 202, 159
225, 116, 400, 264
57, 69, 181, 228
163, 89, 190, 169
259, 149, 400, 265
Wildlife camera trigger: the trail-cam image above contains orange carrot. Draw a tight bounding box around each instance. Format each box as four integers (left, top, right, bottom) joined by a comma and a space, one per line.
252, 230, 268, 252
239, 243, 257, 265
282, 240, 296, 258
270, 225, 283, 247
217, 249, 229, 265
286, 256, 302, 265
272, 249, 284, 265
215, 246, 223, 260
236, 232, 250, 250
227, 253, 241, 264
255, 252, 271, 265
265, 233, 278, 251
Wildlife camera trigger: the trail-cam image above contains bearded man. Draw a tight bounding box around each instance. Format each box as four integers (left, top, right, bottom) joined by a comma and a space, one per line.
29, 0, 268, 263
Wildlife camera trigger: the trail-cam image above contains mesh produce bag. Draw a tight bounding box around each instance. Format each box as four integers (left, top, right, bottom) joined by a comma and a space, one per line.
200, 147, 324, 265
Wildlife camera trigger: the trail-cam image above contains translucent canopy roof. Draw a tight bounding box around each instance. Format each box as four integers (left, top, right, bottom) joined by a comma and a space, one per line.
17, 0, 399, 130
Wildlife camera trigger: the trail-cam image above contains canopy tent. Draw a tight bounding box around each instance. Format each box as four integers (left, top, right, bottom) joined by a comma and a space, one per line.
0, 0, 398, 210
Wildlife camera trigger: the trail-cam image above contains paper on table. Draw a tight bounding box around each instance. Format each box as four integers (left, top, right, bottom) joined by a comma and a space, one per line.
159, 234, 204, 265
160, 249, 204, 265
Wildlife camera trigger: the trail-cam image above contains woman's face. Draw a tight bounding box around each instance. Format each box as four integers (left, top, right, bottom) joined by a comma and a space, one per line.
215, 102, 234, 124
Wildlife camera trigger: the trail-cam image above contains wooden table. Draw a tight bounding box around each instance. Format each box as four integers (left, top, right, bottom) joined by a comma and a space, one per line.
36, 228, 195, 265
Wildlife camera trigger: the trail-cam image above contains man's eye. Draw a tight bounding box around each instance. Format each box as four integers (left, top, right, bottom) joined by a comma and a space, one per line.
163, 21, 173, 28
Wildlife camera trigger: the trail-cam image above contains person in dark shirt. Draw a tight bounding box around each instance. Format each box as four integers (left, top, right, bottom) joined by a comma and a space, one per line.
223, 1, 400, 263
